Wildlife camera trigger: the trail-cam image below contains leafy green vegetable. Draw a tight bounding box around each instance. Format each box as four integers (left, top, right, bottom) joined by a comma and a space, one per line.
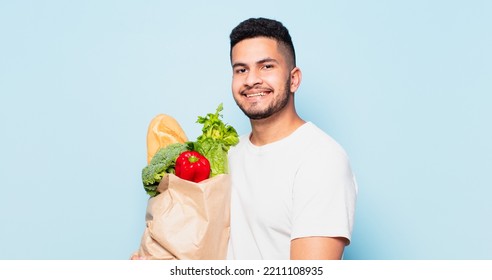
194, 103, 239, 177
141, 142, 188, 196
196, 103, 239, 147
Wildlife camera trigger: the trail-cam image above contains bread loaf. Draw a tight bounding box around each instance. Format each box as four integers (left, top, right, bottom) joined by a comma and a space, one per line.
146, 114, 188, 164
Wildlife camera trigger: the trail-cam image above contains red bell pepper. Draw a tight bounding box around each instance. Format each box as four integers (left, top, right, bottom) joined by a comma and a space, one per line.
175, 151, 211, 183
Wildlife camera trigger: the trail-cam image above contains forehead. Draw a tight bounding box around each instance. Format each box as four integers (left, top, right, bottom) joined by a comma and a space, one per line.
231, 37, 285, 64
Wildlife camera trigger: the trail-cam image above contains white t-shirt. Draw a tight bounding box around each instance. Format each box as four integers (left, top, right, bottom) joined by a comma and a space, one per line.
227, 122, 358, 260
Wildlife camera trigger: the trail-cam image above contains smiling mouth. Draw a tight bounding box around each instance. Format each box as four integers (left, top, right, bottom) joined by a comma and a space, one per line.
246, 92, 268, 97
242, 88, 272, 98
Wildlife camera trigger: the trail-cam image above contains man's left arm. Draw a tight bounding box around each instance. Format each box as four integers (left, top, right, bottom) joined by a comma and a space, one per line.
290, 236, 347, 260
291, 136, 357, 260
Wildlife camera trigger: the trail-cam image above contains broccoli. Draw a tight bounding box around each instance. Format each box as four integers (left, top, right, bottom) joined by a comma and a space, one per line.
142, 142, 189, 196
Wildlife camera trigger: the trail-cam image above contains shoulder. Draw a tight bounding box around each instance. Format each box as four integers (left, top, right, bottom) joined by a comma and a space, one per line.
301, 122, 349, 160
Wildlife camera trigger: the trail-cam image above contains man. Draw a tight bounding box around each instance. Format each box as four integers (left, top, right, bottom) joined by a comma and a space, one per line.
227, 17, 358, 260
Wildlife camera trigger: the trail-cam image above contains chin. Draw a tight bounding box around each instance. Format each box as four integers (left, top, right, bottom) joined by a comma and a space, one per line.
243, 108, 275, 120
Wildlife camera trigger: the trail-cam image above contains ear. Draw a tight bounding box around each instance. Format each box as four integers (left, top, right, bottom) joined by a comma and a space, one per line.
290, 67, 302, 93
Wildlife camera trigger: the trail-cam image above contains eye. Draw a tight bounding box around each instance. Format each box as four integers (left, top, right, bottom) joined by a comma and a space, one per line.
262, 64, 274, 70
234, 67, 247, 74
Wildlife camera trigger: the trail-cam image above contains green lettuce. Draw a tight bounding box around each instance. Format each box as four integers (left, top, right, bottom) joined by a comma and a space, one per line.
194, 103, 239, 177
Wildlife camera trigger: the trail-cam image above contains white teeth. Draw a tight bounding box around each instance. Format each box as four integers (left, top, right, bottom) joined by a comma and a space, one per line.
246, 92, 267, 97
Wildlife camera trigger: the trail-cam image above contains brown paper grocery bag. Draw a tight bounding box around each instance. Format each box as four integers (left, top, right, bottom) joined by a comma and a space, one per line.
136, 174, 230, 260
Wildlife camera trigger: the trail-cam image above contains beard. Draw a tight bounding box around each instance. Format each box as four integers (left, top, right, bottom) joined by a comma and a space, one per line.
235, 78, 291, 120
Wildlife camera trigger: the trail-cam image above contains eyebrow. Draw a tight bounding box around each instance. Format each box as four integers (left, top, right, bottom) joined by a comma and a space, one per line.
232, 57, 279, 68
232, 62, 247, 69
257, 57, 279, 65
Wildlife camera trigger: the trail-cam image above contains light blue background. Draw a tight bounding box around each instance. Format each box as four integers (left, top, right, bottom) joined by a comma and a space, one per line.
1, 0, 491, 259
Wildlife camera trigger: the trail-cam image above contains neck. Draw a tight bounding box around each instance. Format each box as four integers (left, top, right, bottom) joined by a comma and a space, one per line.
249, 105, 305, 146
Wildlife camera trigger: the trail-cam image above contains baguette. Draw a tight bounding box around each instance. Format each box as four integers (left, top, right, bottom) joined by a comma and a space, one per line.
146, 114, 188, 164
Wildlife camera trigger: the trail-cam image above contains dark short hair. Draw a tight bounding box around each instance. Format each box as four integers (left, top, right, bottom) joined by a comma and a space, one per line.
230, 17, 296, 66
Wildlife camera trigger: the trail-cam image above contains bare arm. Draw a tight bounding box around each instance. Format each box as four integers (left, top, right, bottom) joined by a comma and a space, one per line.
290, 236, 347, 260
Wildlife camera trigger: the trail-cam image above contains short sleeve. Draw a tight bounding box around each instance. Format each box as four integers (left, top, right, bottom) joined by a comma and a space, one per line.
291, 139, 357, 244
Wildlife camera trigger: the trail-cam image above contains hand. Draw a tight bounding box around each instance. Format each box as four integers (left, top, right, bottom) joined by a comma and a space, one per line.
130, 253, 147, 260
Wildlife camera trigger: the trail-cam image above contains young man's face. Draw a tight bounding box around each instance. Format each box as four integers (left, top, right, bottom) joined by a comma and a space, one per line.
231, 37, 294, 120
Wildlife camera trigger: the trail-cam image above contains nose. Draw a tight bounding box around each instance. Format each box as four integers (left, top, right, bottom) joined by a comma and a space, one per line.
244, 69, 262, 87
